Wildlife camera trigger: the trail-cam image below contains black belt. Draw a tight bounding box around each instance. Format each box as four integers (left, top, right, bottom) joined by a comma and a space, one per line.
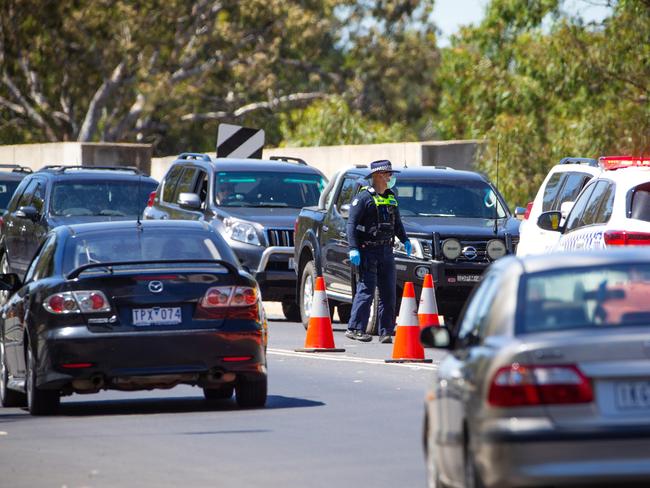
361, 239, 392, 247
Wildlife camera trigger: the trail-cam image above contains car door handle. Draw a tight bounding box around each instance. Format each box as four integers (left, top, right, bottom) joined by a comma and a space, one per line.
322, 225, 329, 232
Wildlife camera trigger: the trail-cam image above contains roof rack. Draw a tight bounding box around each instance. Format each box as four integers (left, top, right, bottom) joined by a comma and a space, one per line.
177, 153, 212, 162
269, 156, 307, 165
39, 165, 144, 175
432, 165, 455, 170
559, 157, 598, 167
0, 164, 32, 173
354, 164, 368, 169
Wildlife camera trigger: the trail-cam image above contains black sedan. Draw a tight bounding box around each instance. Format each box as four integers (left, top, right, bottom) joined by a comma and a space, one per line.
0, 220, 268, 415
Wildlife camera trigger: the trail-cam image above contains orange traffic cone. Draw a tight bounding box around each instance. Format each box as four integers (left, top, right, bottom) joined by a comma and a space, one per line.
386, 282, 432, 363
295, 276, 345, 353
418, 274, 443, 328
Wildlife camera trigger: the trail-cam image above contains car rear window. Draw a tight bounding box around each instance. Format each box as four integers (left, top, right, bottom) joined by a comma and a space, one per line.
630, 184, 650, 222
50, 180, 157, 217
520, 264, 650, 333
0, 180, 22, 212
214, 171, 325, 208
62, 229, 237, 275
395, 179, 507, 218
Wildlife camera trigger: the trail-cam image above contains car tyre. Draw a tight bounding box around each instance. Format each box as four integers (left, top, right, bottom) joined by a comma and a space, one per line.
26, 345, 60, 416
235, 376, 267, 409
364, 289, 379, 335
0, 343, 26, 408
281, 301, 301, 322
203, 383, 234, 401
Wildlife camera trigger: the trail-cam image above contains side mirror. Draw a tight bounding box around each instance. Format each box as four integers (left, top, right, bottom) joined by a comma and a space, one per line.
178, 192, 201, 210
537, 211, 563, 232
339, 204, 350, 219
15, 205, 39, 221
0, 273, 21, 293
514, 206, 526, 221
420, 325, 453, 349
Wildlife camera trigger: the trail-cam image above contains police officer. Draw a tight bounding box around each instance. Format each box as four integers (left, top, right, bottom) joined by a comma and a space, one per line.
345, 160, 411, 343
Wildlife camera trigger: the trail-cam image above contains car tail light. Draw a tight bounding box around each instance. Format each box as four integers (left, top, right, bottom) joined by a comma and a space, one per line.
196, 286, 259, 320
488, 364, 593, 407
222, 356, 253, 362
44, 291, 111, 314
523, 201, 533, 220
604, 230, 650, 246
60, 362, 94, 369
146, 191, 156, 207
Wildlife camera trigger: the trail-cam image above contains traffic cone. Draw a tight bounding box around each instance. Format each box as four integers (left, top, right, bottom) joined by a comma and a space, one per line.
295, 276, 345, 353
386, 282, 432, 363
418, 274, 443, 328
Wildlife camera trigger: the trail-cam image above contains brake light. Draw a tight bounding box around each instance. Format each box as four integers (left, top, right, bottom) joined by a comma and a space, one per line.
146, 191, 156, 207
604, 230, 650, 246
523, 201, 533, 220
195, 286, 259, 320
60, 362, 94, 369
599, 156, 650, 171
222, 356, 253, 362
488, 364, 593, 407
44, 291, 111, 314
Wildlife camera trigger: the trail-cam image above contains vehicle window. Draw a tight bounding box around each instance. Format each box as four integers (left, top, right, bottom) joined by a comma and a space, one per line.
334, 178, 358, 215
162, 165, 183, 203
194, 170, 209, 208
579, 181, 610, 227
50, 180, 157, 217
520, 264, 650, 332
173, 167, 198, 203
32, 182, 45, 215
0, 180, 22, 212
629, 184, 650, 222
16, 179, 38, 209
24, 234, 57, 282
394, 179, 507, 218
541, 173, 563, 212
214, 171, 325, 208
62, 229, 236, 274
564, 182, 597, 232
319, 173, 339, 210
554, 172, 592, 210
594, 182, 615, 224
457, 273, 499, 343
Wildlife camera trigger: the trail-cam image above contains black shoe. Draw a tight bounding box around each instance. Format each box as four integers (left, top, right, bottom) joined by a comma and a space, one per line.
378, 335, 393, 344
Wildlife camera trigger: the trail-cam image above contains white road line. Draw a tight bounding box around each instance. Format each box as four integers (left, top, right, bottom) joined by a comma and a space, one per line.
267, 348, 438, 370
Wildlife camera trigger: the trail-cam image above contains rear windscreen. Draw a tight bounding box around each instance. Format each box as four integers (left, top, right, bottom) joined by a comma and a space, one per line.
62, 230, 230, 274
50, 180, 157, 217
630, 184, 650, 222
0, 180, 22, 212
521, 264, 650, 332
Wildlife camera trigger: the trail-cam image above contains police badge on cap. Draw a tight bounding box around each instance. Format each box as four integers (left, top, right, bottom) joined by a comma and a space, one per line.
368, 159, 400, 175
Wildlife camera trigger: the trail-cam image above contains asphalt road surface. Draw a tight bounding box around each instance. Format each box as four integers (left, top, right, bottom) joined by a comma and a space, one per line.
0, 303, 446, 488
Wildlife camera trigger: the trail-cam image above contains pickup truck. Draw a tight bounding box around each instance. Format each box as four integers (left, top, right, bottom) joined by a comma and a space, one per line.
293, 165, 520, 333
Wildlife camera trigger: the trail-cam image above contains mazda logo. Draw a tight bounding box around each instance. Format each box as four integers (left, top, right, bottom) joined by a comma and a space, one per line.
148, 281, 163, 293
463, 246, 478, 260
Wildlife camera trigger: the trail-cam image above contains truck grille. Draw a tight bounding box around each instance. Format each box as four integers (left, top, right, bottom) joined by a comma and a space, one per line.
266, 229, 294, 247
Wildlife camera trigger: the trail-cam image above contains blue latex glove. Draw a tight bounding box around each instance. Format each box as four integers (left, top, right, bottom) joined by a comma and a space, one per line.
349, 249, 361, 266
404, 240, 412, 257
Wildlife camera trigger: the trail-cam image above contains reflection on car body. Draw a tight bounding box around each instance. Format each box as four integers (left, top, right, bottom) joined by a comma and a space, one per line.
0, 220, 267, 415
422, 249, 650, 488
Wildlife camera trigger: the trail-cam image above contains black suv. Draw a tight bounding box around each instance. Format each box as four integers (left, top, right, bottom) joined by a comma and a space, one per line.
0, 166, 158, 278
294, 166, 520, 330
143, 153, 327, 321
0, 164, 33, 214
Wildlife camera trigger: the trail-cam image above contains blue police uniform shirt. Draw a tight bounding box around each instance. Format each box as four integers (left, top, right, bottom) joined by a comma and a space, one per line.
347, 187, 408, 250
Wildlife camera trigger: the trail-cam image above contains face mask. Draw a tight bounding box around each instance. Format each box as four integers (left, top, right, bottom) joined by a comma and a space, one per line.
387, 176, 396, 189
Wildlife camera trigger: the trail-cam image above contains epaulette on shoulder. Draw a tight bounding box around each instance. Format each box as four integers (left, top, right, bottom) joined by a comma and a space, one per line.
364, 186, 376, 195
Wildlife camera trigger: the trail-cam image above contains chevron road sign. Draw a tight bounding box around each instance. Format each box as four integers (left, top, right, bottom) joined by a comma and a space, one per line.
216, 124, 265, 159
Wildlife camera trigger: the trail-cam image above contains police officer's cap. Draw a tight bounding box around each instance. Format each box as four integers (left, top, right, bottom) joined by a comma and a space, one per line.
367, 160, 400, 176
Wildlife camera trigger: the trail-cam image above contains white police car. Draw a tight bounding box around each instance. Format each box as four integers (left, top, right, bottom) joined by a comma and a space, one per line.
537, 156, 650, 250
516, 157, 600, 256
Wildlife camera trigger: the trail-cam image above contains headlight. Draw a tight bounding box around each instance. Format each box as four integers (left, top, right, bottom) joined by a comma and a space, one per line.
223, 218, 261, 246
442, 238, 461, 260
393, 238, 424, 259
486, 239, 506, 260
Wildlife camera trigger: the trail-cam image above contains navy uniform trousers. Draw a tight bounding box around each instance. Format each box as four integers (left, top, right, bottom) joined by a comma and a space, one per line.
348, 244, 396, 336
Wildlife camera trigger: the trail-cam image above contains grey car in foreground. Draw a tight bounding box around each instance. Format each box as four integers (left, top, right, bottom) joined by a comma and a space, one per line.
422, 249, 650, 488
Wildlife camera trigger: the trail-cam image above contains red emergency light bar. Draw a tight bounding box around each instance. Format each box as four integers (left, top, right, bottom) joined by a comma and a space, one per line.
599, 156, 650, 170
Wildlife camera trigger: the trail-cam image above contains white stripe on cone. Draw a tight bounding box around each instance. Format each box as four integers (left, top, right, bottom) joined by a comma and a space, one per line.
311, 288, 329, 319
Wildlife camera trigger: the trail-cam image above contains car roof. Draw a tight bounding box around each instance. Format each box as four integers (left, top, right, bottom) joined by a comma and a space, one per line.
513, 248, 650, 275
343, 166, 490, 183
595, 166, 650, 187
60, 219, 212, 236
35, 166, 157, 182
173, 155, 325, 177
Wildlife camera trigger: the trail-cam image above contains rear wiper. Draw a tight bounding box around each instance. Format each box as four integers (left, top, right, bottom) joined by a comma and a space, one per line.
96, 209, 126, 216
256, 203, 289, 207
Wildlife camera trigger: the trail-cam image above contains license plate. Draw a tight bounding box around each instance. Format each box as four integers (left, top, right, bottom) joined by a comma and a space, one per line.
132, 307, 182, 326
456, 274, 482, 283
288, 257, 295, 270
616, 381, 650, 409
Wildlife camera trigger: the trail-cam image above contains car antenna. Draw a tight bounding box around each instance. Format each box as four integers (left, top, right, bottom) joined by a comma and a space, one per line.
403, 143, 407, 168
493, 142, 499, 235
136, 173, 143, 230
